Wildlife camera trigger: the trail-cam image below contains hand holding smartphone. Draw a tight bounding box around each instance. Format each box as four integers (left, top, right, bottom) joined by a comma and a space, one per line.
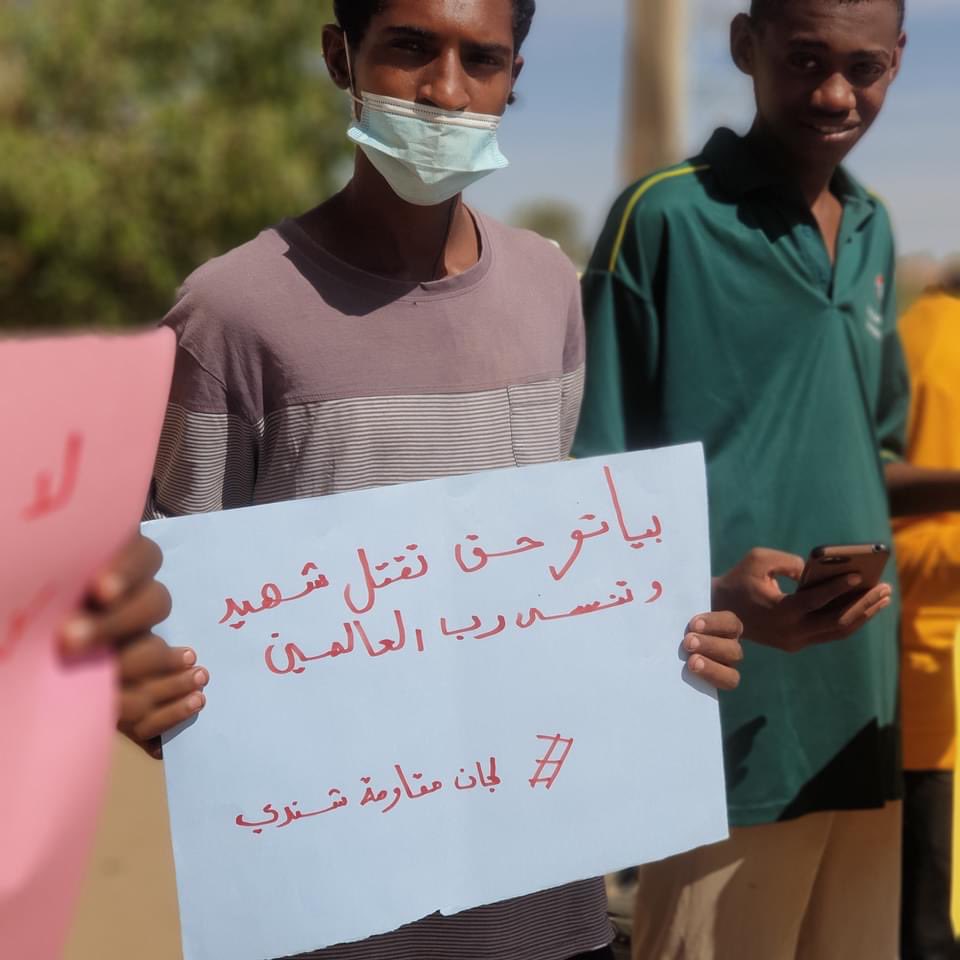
798, 543, 891, 597
712, 544, 894, 653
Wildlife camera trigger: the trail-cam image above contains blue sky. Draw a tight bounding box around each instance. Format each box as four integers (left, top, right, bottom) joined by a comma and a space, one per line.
469, 0, 960, 258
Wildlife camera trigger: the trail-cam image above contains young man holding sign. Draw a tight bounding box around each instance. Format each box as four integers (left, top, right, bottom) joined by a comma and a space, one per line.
577, 0, 960, 956
128, 2, 745, 958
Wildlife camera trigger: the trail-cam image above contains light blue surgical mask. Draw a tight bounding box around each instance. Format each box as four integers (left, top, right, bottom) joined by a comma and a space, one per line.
346, 91, 510, 206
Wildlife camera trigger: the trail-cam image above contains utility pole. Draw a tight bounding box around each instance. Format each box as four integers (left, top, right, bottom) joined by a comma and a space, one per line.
623, 0, 688, 183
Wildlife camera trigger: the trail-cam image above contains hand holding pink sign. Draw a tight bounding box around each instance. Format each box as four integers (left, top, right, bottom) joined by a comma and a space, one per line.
0, 329, 174, 960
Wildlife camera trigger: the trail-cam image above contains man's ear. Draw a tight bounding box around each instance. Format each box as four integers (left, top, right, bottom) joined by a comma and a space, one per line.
322, 24, 351, 90
730, 13, 757, 77
889, 31, 907, 82
507, 55, 525, 107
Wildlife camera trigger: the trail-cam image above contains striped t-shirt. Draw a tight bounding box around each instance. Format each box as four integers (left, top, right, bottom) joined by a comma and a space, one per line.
146, 209, 612, 960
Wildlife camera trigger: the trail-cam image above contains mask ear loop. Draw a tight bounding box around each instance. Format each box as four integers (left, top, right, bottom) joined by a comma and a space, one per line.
343, 33, 364, 122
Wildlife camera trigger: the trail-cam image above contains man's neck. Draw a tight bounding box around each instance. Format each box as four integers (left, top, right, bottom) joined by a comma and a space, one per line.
746, 121, 847, 263
746, 122, 839, 209
299, 152, 480, 282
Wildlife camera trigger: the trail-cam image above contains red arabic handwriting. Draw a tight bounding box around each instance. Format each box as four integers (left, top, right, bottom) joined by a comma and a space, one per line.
549, 515, 610, 581
22, 433, 84, 521
455, 466, 662, 583
515, 581, 635, 629
221, 562, 330, 630
264, 623, 355, 675
262, 578, 661, 677
236, 755, 503, 835
354, 610, 427, 658
227, 464, 669, 679
264, 610, 433, 675
235, 790, 349, 834
529, 734, 575, 790
343, 545, 429, 616
455, 757, 500, 793
440, 615, 482, 641
0, 584, 57, 661
454, 534, 546, 574
604, 465, 662, 551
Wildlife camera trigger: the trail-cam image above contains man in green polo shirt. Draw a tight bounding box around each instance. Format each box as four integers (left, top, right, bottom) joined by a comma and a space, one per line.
577, 0, 960, 957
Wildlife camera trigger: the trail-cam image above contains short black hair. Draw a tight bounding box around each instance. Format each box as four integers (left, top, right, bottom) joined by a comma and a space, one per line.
334, 0, 537, 52
750, 0, 905, 31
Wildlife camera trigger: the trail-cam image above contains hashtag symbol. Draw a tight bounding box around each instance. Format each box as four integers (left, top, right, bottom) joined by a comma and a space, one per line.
529, 734, 575, 790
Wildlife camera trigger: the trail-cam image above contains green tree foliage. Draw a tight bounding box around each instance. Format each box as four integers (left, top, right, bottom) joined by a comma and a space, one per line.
0, 0, 351, 329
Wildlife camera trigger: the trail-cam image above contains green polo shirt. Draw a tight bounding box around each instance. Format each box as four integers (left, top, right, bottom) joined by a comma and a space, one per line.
575, 128, 910, 827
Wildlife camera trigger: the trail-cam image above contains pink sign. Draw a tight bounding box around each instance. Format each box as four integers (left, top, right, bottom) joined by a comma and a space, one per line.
0, 328, 174, 959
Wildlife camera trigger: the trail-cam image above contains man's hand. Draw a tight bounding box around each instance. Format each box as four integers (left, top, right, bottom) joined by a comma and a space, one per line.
712, 548, 892, 654
683, 611, 744, 691
58, 532, 208, 758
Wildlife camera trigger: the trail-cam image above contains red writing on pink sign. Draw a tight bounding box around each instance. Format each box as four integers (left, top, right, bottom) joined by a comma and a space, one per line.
3, 433, 85, 660
1, 584, 58, 662
22, 433, 84, 522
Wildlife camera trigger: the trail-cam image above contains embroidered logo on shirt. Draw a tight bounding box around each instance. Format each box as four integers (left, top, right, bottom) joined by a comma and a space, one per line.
875, 274, 886, 304
866, 306, 884, 341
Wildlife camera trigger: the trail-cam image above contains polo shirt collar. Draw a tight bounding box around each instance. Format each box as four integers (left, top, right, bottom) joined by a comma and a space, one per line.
702, 127, 876, 229
831, 165, 876, 230
701, 127, 783, 198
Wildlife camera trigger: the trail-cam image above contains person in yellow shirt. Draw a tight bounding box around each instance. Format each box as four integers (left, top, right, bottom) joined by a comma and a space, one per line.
897, 264, 960, 959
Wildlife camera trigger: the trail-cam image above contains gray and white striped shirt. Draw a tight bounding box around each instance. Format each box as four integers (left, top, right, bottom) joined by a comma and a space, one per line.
146, 209, 612, 960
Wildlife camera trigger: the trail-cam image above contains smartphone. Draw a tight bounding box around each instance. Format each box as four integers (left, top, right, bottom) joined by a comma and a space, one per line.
797, 543, 891, 593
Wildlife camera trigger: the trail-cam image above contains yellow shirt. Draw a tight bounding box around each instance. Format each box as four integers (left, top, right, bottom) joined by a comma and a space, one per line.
896, 291, 960, 770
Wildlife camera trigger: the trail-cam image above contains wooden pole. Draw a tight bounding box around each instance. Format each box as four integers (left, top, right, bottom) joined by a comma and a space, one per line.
623, 0, 688, 183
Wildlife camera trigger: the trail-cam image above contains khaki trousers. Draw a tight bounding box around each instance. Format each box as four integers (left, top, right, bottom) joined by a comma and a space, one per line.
632, 803, 902, 960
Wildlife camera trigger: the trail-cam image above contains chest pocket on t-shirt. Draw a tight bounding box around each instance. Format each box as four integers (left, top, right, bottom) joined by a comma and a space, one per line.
506, 379, 564, 466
